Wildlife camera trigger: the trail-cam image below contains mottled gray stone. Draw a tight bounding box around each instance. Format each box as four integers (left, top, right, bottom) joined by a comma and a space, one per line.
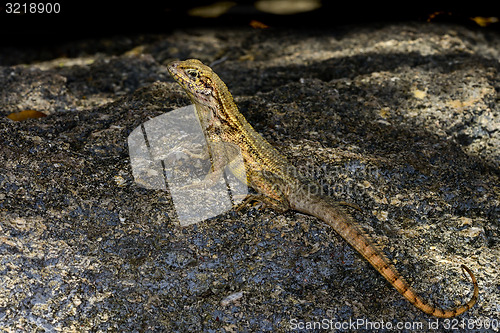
0, 23, 498, 332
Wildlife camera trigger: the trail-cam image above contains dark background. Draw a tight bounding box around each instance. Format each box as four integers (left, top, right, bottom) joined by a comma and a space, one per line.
1, 1, 499, 48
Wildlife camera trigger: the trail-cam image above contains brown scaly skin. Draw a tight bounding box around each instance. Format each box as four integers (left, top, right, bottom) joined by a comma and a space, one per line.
167, 59, 478, 318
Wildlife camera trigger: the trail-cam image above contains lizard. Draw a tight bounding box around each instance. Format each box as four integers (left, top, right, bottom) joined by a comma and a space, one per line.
166, 58, 479, 318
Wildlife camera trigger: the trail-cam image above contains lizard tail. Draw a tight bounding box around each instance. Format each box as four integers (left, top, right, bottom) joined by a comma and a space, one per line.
288, 192, 478, 318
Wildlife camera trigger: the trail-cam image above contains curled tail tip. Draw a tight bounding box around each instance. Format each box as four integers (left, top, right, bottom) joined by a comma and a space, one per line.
460, 264, 479, 299
430, 263, 479, 318
463, 263, 479, 302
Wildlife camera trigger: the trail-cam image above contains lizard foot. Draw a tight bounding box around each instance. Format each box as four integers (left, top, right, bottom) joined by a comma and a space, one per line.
235, 194, 289, 213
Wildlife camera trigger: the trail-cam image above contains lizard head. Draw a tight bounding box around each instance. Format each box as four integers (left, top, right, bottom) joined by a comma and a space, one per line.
168, 59, 239, 130
167, 59, 226, 108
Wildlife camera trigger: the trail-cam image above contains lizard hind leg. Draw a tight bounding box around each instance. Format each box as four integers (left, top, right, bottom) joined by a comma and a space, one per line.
235, 193, 290, 213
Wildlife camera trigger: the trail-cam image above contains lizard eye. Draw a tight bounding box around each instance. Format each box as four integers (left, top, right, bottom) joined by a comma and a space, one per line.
186, 69, 199, 80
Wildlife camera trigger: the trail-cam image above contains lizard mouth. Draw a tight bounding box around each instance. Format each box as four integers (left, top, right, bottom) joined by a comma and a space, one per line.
167, 61, 182, 80
167, 61, 214, 105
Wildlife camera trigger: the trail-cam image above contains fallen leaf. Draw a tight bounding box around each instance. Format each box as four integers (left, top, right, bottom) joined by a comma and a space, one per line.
249, 20, 269, 29
7, 110, 47, 121
470, 16, 499, 27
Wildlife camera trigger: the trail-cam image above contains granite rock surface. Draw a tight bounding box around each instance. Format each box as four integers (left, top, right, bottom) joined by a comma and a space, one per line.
0, 23, 498, 332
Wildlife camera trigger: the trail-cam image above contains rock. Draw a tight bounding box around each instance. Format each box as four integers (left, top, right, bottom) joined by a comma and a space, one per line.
0, 23, 498, 331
